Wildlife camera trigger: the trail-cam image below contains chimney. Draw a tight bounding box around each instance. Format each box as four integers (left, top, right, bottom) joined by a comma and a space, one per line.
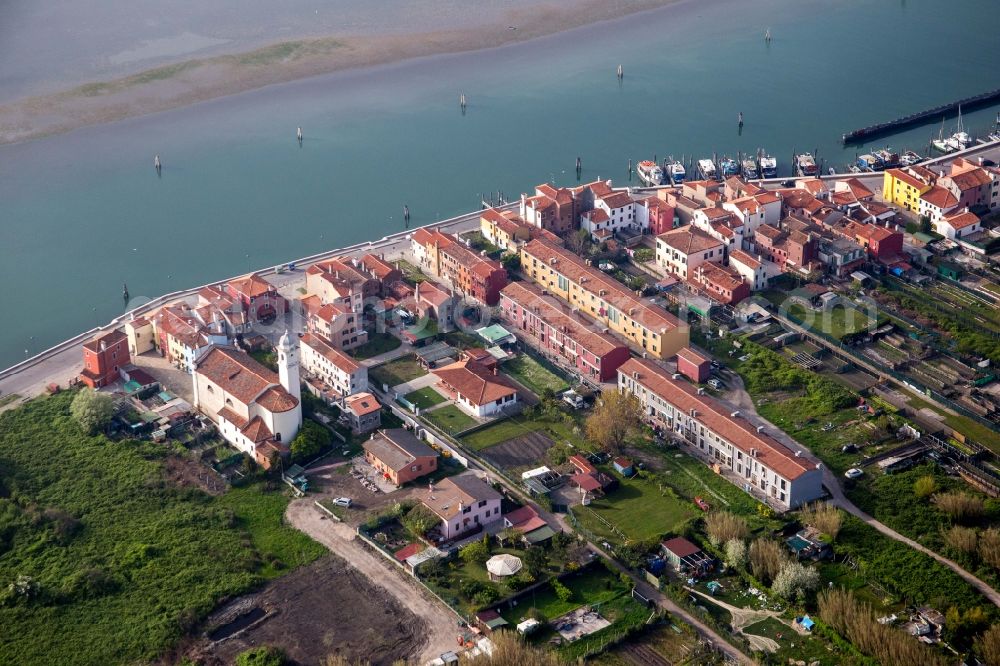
795, 450, 802, 457
730, 410, 740, 418
672, 373, 681, 380
756, 425, 764, 433
458, 501, 465, 513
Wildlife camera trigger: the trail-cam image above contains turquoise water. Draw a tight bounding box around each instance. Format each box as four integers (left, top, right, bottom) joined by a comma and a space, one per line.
2, 0, 999, 369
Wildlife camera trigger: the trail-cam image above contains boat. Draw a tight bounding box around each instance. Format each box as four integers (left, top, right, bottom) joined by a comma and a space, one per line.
856, 154, 878, 172
989, 113, 1000, 142
945, 106, 971, 151
758, 152, 778, 178
666, 160, 686, 183
900, 150, 923, 166
636, 160, 665, 186
740, 158, 758, 179
718, 156, 739, 177
697, 158, 718, 180
874, 148, 899, 169
931, 117, 954, 153
795, 152, 818, 177
847, 165, 863, 174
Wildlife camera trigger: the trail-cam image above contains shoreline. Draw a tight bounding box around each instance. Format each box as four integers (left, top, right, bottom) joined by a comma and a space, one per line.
0, 0, 683, 146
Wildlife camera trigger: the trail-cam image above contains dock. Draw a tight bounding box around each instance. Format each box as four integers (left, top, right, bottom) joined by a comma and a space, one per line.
842, 87, 1000, 144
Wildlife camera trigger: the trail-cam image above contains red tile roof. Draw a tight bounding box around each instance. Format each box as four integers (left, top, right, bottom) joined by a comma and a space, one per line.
227, 273, 276, 298
242, 416, 274, 443
729, 249, 761, 269
676, 347, 709, 367
662, 536, 702, 558
256, 386, 299, 413
432, 359, 518, 407
300, 332, 361, 374
920, 186, 958, 209
345, 392, 381, 416
619, 357, 816, 480
942, 210, 980, 230
196, 346, 284, 406
657, 227, 723, 255
83, 329, 127, 353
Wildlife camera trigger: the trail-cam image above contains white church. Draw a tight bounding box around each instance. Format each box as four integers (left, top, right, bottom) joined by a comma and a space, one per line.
192, 331, 302, 469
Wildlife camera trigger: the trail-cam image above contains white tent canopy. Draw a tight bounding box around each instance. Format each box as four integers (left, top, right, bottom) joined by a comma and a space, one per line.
486, 553, 523, 578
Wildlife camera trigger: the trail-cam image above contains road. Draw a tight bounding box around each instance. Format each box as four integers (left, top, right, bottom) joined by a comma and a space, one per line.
285, 499, 463, 665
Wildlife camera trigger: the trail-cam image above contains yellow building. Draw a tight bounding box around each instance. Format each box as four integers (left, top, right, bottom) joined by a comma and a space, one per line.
124, 317, 155, 356
519, 239, 688, 359
883, 167, 934, 214
480, 208, 531, 251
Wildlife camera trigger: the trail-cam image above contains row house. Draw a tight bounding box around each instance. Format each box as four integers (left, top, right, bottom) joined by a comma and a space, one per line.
689, 262, 750, 305
618, 357, 823, 510
830, 178, 875, 211
499, 282, 631, 382
723, 176, 763, 201
301, 295, 367, 351
414, 280, 457, 333
592, 190, 638, 237
816, 233, 866, 277
778, 188, 825, 219
411, 228, 508, 305
356, 254, 403, 295
919, 186, 960, 226
728, 249, 769, 291
196, 285, 250, 336
883, 166, 936, 213
305, 258, 376, 312
224, 273, 287, 325
152, 303, 228, 372
658, 189, 703, 225
850, 222, 904, 263
634, 196, 676, 235
692, 206, 743, 249
938, 209, 982, 240
481, 208, 531, 251
299, 332, 368, 398
79, 329, 130, 389
655, 227, 725, 280
722, 191, 782, 237
752, 223, 817, 273
940, 159, 997, 211
681, 180, 723, 207
519, 239, 688, 359
521, 183, 577, 235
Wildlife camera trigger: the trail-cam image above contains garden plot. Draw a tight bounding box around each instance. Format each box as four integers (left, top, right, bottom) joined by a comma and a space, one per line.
553, 606, 612, 642
479, 431, 555, 471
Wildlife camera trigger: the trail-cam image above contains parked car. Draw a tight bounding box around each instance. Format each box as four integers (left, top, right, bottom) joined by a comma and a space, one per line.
707, 378, 724, 390
332, 497, 353, 508
694, 496, 710, 511
562, 389, 586, 409
844, 468, 863, 480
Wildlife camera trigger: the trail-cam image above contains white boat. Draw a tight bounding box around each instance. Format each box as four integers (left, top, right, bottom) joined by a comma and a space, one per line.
636, 160, 665, 186
932, 117, 955, 153
795, 153, 818, 177
741, 159, 758, 179
758, 153, 777, 178
945, 106, 970, 151
900, 150, 923, 166
667, 160, 686, 183
697, 159, 717, 180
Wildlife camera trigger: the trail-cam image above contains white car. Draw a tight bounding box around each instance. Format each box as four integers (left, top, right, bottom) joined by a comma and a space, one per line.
707, 379, 724, 390
332, 497, 353, 508
844, 468, 863, 480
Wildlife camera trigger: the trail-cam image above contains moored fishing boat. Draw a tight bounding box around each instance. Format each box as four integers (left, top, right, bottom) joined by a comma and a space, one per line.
697, 158, 717, 180
636, 160, 665, 186
795, 152, 818, 177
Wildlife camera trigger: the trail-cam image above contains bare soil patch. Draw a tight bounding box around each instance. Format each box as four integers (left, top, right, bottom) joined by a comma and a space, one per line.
480, 431, 554, 471
162, 455, 226, 495
185, 555, 425, 666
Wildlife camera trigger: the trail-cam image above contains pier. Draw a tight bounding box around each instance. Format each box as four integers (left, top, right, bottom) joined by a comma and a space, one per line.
842, 87, 1000, 144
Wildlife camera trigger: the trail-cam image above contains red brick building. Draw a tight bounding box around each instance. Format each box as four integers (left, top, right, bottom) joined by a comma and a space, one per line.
224, 273, 287, 324
689, 263, 750, 305
80, 329, 130, 388
363, 428, 438, 486
851, 223, 903, 262
499, 282, 631, 382
676, 347, 710, 383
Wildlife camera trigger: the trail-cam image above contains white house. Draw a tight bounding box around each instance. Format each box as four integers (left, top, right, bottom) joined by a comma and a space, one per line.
299, 332, 368, 398
728, 249, 770, 291
421, 475, 504, 540
937, 208, 981, 240
655, 227, 725, 279
431, 358, 518, 418
918, 186, 959, 226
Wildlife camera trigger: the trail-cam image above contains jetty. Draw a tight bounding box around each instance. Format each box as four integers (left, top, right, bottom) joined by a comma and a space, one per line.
842, 87, 1000, 144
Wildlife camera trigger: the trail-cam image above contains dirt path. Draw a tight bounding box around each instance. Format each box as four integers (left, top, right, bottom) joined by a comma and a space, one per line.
686, 588, 786, 653
719, 371, 1000, 609
285, 499, 461, 664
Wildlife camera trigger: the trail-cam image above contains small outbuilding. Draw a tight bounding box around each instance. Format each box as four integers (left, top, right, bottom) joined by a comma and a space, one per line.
474, 609, 509, 633
661, 537, 713, 575
612, 457, 635, 477
676, 347, 710, 383
485, 554, 523, 582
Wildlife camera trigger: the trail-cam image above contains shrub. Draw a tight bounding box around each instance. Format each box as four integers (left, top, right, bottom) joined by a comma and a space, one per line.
460, 537, 491, 566
748, 539, 786, 585
975, 623, 1000, 666
290, 420, 330, 463
979, 528, 1000, 569
800, 502, 843, 541
914, 475, 938, 498
704, 511, 748, 547
772, 561, 819, 600
943, 525, 978, 555
401, 504, 438, 537
236, 646, 286, 666
934, 491, 985, 524
724, 539, 747, 570
70, 389, 115, 435
551, 579, 572, 603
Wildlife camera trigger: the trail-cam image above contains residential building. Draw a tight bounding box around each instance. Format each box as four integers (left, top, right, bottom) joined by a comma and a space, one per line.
692, 207, 742, 248
299, 332, 368, 398
192, 335, 301, 469
520, 239, 688, 359
851, 223, 904, 262
659, 190, 703, 225
301, 295, 368, 351
816, 234, 866, 277
940, 159, 995, 211
421, 475, 503, 541
635, 196, 676, 236
362, 428, 438, 486
357, 254, 403, 295
499, 282, 631, 382
778, 189, 824, 219
305, 258, 374, 312
344, 392, 382, 433
676, 347, 710, 383
414, 280, 457, 333
153, 303, 228, 372
919, 186, 959, 225
618, 357, 823, 509
655, 227, 725, 280
79, 329, 130, 388
431, 358, 518, 417
480, 208, 531, 251
728, 249, 769, 291
224, 273, 288, 325
591, 190, 638, 238
124, 316, 155, 356
883, 167, 934, 213
723, 192, 782, 236
520, 184, 577, 235
689, 262, 750, 305
937, 208, 982, 240
567, 454, 617, 496
752, 223, 817, 273
411, 228, 508, 305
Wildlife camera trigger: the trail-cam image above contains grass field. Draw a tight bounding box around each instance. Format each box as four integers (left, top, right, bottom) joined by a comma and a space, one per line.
0, 392, 325, 665
500, 565, 629, 625
503, 354, 570, 396
786, 302, 882, 341
369, 354, 425, 388
403, 387, 446, 409
347, 332, 402, 360
742, 617, 838, 665
573, 475, 699, 542
462, 413, 588, 451
422, 404, 478, 435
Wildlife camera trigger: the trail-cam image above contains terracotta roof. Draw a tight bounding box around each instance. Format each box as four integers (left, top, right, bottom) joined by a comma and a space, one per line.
572, 474, 603, 492
363, 429, 437, 472
300, 332, 360, 374
583, 208, 610, 224
256, 386, 299, 413
242, 416, 274, 443
754, 224, 783, 241
886, 168, 930, 191
619, 357, 816, 480
422, 475, 502, 520
504, 505, 546, 533
569, 454, 597, 474
729, 249, 761, 269
601, 192, 633, 209
657, 227, 723, 255
432, 359, 518, 407
699, 207, 734, 221
779, 188, 820, 211
521, 239, 681, 334
573, 180, 613, 197
416, 280, 452, 308
500, 282, 627, 358
662, 536, 702, 558
676, 347, 709, 367
359, 254, 398, 280
83, 329, 127, 353
196, 346, 282, 406
841, 178, 874, 199
945, 168, 992, 191
345, 392, 381, 416
942, 210, 980, 230
536, 183, 574, 205
920, 186, 958, 209
854, 224, 897, 243
692, 263, 744, 292
217, 407, 248, 429
227, 273, 275, 298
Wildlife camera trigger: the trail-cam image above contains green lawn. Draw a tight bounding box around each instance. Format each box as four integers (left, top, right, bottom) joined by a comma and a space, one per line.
573, 475, 699, 543
422, 404, 478, 435
502, 354, 570, 396
369, 354, 426, 388
501, 565, 630, 625
742, 617, 839, 665
403, 387, 446, 409
396, 259, 427, 285
347, 331, 402, 360
0, 392, 325, 665
786, 303, 882, 341
462, 413, 588, 451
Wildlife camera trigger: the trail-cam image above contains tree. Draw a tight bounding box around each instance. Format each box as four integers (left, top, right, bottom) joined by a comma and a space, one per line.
724, 539, 747, 570
704, 511, 749, 546
523, 546, 548, 576
290, 420, 330, 463
460, 536, 491, 566
497, 526, 521, 547
914, 475, 938, 499
934, 491, 985, 524
500, 252, 521, 274
919, 215, 932, 234
749, 539, 786, 585
585, 391, 643, 452
772, 561, 820, 600
70, 389, 115, 435
551, 579, 572, 603
401, 504, 438, 536
563, 228, 591, 256
236, 646, 286, 666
